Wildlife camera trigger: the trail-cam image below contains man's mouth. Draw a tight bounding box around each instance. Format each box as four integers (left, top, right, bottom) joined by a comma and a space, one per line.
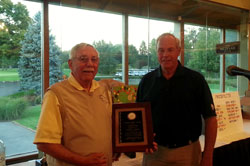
161, 59, 171, 62
82, 69, 94, 73
83, 71, 93, 73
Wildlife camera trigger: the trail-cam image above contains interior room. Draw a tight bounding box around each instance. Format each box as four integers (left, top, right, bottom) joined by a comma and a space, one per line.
0, 0, 250, 165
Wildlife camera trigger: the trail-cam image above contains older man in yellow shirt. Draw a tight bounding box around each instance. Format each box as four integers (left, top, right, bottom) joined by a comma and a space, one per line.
34, 43, 122, 166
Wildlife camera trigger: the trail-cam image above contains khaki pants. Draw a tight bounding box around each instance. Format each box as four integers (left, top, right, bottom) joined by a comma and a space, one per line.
143, 140, 202, 166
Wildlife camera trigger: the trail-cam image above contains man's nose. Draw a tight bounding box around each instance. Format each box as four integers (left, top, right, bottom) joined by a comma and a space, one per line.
162, 51, 170, 57
86, 59, 94, 65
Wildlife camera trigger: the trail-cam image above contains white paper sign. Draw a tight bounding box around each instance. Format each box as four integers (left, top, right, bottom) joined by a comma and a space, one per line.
212, 91, 250, 144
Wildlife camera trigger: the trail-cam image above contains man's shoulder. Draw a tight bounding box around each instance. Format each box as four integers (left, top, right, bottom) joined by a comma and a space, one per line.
182, 66, 205, 80
48, 80, 68, 91
98, 79, 124, 90
138, 69, 158, 89
141, 68, 158, 80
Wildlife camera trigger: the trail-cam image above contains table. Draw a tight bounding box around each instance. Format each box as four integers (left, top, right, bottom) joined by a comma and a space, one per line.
212, 119, 250, 166
213, 137, 250, 166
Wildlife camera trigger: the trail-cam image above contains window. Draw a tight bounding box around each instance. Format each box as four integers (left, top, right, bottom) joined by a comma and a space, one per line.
128, 16, 175, 85
0, 0, 42, 163
184, 24, 221, 93
48, 4, 123, 82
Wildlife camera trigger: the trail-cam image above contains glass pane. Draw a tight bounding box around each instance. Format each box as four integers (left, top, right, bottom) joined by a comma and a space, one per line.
49, 5, 123, 83
128, 16, 175, 85
148, 19, 175, 70
225, 29, 238, 92
128, 16, 149, 85
184, 24, 221, 93
0, 0, 41, 159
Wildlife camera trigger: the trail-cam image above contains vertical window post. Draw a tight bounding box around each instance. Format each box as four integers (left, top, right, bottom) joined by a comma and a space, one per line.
122, 14, 129, 85
41, 0, 50, 97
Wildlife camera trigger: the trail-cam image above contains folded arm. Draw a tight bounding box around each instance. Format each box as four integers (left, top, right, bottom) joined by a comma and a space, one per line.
36, 143, 107, 166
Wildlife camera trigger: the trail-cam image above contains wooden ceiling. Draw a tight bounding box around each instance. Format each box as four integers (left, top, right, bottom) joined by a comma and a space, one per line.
47, 0, 247, 29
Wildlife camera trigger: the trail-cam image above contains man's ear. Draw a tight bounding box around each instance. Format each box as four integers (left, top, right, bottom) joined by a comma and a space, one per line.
177, 48, 181, 57
68, 59, 73, 70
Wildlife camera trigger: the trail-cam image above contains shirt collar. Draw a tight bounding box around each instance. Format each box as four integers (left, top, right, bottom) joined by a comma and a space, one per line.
68, 73, 100, 92
157, 61, 184, 78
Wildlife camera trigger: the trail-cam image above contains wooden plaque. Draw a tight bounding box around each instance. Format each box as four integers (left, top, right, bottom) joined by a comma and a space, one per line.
112, 102, 153, 152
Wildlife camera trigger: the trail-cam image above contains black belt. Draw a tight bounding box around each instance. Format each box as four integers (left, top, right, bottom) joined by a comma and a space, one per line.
165, 137, 199, 149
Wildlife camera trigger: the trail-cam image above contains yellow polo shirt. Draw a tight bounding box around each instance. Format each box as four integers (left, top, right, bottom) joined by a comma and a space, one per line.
34, 74, 115, 166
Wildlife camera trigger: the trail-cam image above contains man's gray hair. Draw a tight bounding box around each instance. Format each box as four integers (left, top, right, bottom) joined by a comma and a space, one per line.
156, 33, 181, 49
69, 43, 99, 59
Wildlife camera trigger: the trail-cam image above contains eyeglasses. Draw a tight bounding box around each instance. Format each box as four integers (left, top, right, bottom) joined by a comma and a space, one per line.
76, 56, 99, 64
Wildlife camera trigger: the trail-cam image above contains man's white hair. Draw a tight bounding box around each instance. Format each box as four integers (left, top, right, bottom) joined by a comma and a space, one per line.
69, 43, 99, 59
156, 33, 181, 49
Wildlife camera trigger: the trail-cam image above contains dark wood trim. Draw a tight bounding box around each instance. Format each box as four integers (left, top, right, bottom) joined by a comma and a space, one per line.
122, 14, 129, 85
248, 12, 250, 90
222, 28, 226, 92
180, 21, 184, 65
6, 152, 39, 165
42, 0, 50, 96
